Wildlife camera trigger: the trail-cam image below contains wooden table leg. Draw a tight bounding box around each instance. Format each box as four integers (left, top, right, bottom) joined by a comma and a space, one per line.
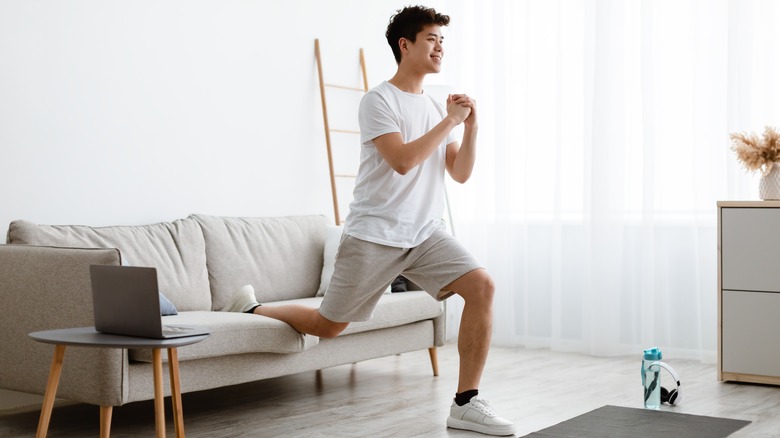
99, 406, 113, 438
152, 349, 165, 438
36, 344, 66, 438
167, 348, 185, 438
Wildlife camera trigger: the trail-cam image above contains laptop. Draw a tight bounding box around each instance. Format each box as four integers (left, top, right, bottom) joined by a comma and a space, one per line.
89, 264, 210, 339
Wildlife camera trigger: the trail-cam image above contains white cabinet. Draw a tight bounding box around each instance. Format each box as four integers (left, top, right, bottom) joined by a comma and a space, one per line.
718, 201, 780, 385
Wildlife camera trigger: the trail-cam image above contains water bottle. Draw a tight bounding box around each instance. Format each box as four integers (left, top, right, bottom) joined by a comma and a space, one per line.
642, 347, 662, 409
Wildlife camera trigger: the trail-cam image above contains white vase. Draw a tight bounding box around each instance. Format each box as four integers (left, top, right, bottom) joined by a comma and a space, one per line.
759, 164, 780, 200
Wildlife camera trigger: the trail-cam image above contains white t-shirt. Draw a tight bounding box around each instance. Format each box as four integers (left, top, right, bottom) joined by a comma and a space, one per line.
344, 81, 457, 248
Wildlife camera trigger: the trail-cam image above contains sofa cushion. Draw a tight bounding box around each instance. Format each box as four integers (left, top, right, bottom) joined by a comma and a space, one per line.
6, 219, 211, 311
129, 310, 320, 362
129, 291, 442, 363
191, 214, 328, 310
343, 292, 443, 335
316, 224, 343, 296
264, 291, 443, 337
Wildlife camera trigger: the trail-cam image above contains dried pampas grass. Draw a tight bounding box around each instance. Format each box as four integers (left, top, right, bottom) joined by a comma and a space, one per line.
731, 126, 780, 175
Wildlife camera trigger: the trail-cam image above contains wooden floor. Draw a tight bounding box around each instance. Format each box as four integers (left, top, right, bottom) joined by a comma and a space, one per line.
2, 343, 779, 437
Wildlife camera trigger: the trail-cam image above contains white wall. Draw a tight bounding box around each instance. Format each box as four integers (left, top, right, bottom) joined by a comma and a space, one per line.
0, 0, 447, 231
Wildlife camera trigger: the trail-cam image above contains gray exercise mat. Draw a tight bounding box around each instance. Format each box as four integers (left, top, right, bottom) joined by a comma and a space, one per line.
522, 405, 750, 438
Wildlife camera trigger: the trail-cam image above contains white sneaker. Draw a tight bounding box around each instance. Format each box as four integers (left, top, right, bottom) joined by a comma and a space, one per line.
447, 397, 516, 436
220, 284, 260, 313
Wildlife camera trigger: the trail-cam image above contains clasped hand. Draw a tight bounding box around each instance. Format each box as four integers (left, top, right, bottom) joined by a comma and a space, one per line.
446, 94, 477, 127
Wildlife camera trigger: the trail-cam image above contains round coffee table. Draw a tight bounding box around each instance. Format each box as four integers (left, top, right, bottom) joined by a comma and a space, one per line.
29, 327, 209, 438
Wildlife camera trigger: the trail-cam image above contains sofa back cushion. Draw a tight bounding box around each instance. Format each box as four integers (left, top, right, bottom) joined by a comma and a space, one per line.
6, 219, 211, 311
191, 214, 327, 310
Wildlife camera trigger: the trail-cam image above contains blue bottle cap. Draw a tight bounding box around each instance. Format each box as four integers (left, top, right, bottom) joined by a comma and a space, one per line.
643, 347, 662, 360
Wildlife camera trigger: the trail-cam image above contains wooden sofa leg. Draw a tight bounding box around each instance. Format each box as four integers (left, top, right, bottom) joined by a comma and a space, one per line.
428, 347, 439, 376
99, 406, 112, 438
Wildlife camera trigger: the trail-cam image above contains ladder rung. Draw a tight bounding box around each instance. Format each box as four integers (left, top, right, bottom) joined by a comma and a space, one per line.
331, 129, 360, 134
325, 83, 366, 92
335, 174, 357, 178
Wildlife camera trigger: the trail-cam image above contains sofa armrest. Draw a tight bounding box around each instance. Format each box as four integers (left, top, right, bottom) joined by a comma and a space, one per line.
0, 244, 129, 406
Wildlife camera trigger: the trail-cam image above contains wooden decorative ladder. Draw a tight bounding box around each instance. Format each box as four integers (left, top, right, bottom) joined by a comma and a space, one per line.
314, 39, 369, 225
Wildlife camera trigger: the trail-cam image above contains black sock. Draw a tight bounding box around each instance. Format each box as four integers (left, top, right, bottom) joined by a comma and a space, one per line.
244, 304, 262, 314
455, 389, 479, 406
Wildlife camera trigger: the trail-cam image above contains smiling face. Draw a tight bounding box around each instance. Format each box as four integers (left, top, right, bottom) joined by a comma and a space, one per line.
399, 24, 444, 75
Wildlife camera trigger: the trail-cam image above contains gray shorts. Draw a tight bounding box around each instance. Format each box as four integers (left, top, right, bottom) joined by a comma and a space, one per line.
318, 229, 482, 322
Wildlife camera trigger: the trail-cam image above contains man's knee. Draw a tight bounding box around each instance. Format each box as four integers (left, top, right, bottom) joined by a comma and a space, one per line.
314, 318, 349, 339
450, 269, 495, 304
473, 271, 495, 303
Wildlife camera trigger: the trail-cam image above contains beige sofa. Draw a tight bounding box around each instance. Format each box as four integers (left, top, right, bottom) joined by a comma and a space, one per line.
0, 214, 444, 409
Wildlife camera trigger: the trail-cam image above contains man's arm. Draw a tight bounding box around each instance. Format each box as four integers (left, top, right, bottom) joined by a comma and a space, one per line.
374, 94, 472, 175
446, 96, 478, 184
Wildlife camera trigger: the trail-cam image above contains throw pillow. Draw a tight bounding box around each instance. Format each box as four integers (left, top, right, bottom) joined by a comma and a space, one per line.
159, 292, 179, 316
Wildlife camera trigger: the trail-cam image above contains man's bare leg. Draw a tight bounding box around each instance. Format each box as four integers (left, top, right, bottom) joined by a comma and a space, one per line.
444, 268, 495, 393
444, 268, 515, 436
253, 305, 349, 339
446, 269, 516, 436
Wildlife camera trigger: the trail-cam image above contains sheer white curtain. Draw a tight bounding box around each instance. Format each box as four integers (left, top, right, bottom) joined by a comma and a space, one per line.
440, 0, 779, 361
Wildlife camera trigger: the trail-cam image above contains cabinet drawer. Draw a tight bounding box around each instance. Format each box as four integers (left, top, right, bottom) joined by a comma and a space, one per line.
721, 208, 780, 292
722, 290, 780, 377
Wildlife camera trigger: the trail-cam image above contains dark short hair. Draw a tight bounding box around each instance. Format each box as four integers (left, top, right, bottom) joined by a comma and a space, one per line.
385, 5, 450, 64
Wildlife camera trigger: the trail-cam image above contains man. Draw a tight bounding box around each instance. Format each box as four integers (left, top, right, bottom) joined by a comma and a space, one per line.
224, 5, 515, 436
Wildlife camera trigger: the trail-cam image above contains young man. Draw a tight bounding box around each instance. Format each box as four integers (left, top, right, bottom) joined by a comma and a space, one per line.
223, 5, 515, 436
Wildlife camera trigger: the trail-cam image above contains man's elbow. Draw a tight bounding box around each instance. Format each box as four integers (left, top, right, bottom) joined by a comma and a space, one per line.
452, 176, 470, 184
395, 166, 411, 176
392, 160, 416, 175
450, 171, 472, 184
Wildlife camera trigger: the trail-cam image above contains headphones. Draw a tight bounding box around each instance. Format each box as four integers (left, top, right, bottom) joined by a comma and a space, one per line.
648, 361, 682, 405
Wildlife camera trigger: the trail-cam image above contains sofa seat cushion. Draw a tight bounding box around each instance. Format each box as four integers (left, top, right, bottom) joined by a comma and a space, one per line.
263, 291, 443, 337
7, 218, 211, 311
129, 311, 320, 362
129, 291, 442, 362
